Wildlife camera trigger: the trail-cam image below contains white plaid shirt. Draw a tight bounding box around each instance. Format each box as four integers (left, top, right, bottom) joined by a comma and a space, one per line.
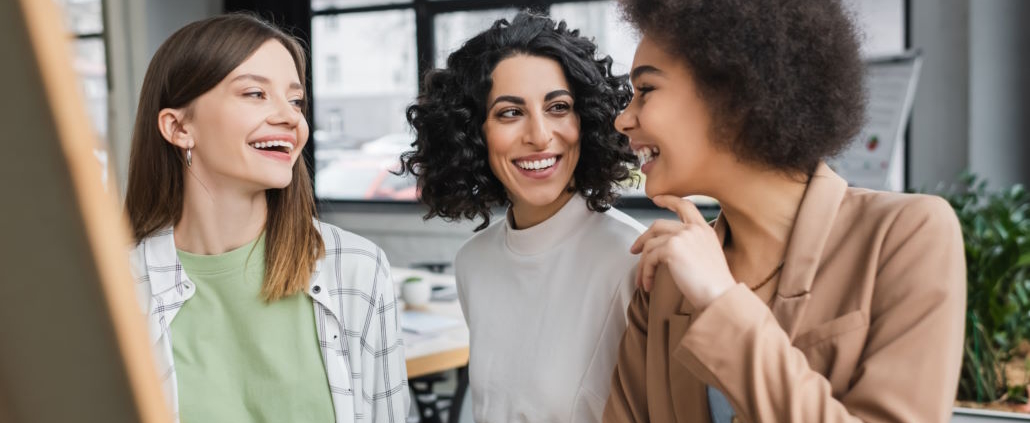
129, 221, 409, 423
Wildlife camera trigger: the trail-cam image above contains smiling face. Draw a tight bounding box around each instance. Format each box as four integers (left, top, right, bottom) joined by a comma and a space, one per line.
616, 35, 726, 198
483, 54, 581, 216
163, 39, 309, 193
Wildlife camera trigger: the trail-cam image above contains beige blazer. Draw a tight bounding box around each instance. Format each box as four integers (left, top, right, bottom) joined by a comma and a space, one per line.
604, 164, 966, 423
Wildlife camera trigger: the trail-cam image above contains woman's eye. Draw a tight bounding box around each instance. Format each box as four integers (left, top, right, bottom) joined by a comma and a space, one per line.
635, 85, 654, 98
498, 108, 521, 118
549, 102, 571, 113
290, 98, 306, 108
244, 91, 265, 99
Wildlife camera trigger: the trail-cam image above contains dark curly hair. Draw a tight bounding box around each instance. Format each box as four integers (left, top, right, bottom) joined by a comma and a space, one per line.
619, 0, 866, 176
400, 12, 635, 231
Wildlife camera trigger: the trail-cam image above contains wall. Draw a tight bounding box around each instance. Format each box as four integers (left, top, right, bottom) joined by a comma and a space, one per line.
969, 0, 1030, 190
908, 0, 1030, 191
909, 0, 971, 191
103, 0, 221, 195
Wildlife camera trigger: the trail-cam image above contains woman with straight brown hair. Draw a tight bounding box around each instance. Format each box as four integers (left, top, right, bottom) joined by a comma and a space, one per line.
125, 13, 409, 423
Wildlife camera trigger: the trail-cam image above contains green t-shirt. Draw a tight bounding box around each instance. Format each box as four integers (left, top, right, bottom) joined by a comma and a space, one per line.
172, 234, 335, 423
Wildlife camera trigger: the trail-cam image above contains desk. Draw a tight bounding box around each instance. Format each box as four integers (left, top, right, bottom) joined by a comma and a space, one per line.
395, 267, 470, 375
394, 268, 470, 423
402, 300, 470, 378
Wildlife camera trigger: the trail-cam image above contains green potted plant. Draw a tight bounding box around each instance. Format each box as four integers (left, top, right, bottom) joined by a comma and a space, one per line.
935, 173, 1030, 420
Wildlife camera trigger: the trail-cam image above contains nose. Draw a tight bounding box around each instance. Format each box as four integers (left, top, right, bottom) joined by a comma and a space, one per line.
522, 112, 550, 149
269, 96, 302, 128
615, 104, 636, 135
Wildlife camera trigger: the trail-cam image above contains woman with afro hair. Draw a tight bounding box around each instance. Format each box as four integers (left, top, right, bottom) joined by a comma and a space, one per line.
604, 0, 966, 422
401, 11, 644, 423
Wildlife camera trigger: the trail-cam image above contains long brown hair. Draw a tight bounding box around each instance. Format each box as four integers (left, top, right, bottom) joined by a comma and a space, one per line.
125, 13, 324, 301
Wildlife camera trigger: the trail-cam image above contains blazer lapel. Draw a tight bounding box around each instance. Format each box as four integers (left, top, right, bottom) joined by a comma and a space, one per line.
771, 163, 848, 339
666, 238, 712, 421
668, 311, 711, 422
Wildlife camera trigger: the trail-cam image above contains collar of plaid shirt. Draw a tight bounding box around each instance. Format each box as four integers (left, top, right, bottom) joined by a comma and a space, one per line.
130, 221, 410, 423
137, 226, 344, 339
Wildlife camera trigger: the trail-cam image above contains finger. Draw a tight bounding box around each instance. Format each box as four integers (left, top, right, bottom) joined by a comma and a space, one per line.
633, 244, 655, 289
653, 195, 707, 225
638, 248, 661, 292
638, 235, 670, 292
630, 219, 685, 253
640, 234, 669, 258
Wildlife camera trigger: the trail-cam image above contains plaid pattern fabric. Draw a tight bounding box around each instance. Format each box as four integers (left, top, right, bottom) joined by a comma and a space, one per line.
129, 221, 409, 423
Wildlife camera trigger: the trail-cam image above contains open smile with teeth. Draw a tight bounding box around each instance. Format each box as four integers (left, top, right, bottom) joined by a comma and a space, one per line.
514, 156, 559, 171
635, 146, 660, 166
249, 140, 294, 154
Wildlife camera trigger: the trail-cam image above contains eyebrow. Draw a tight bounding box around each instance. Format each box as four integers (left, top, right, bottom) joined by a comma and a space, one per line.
630, 65, 663, 82
489, 95, 524, 109
544, 89, 573, 101
489, 89, 574, 109
231, 73, 303, 90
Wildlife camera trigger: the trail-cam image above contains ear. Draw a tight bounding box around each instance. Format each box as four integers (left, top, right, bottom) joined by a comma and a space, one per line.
157, 108, 192, 149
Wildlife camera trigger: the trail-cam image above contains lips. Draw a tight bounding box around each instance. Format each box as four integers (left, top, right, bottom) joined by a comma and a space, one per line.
514, 155, 558, 171
248, 139, 295, 154
246, 134, 298, 162
511, 153, 562, 180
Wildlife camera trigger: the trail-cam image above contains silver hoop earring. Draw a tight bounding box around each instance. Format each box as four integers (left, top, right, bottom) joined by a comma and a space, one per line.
186, 147, 192, 167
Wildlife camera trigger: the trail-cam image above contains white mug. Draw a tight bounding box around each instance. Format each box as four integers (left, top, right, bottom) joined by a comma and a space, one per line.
401, 277, 431, 307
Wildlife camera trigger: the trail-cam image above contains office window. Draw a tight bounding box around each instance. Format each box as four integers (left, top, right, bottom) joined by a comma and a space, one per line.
326, 55, 341, 84
433, 9, 518, 68
549, 1, 637, 75
313, 0, 411, 10
55, 0, 110, 185
312, 9, 417, 200
56, 0, 108, 142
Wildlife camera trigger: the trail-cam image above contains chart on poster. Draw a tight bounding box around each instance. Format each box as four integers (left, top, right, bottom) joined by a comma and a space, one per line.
830, 52, 922, 191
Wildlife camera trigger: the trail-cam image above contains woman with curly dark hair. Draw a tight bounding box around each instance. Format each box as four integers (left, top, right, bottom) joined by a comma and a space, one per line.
401, 11, 644, 422
604, 1, 966, 422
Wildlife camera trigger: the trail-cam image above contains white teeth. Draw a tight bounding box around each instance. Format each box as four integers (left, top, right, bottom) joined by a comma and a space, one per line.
250, 140, 294, 151
515, 156, 558, 170
635, 146, 660, 166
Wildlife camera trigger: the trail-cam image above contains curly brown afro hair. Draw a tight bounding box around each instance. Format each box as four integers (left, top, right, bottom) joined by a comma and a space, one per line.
620, 0, 867, 175
400, 12, 636, 231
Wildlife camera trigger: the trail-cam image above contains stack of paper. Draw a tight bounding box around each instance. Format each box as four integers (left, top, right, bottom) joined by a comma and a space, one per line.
400, 311, 464, 335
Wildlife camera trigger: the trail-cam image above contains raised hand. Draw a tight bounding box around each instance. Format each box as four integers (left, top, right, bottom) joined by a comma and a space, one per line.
630, 195, 737, 310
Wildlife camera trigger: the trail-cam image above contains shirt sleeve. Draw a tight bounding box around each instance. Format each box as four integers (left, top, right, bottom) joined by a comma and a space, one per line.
453, 252, 471, 327
367, 250, 411, 422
